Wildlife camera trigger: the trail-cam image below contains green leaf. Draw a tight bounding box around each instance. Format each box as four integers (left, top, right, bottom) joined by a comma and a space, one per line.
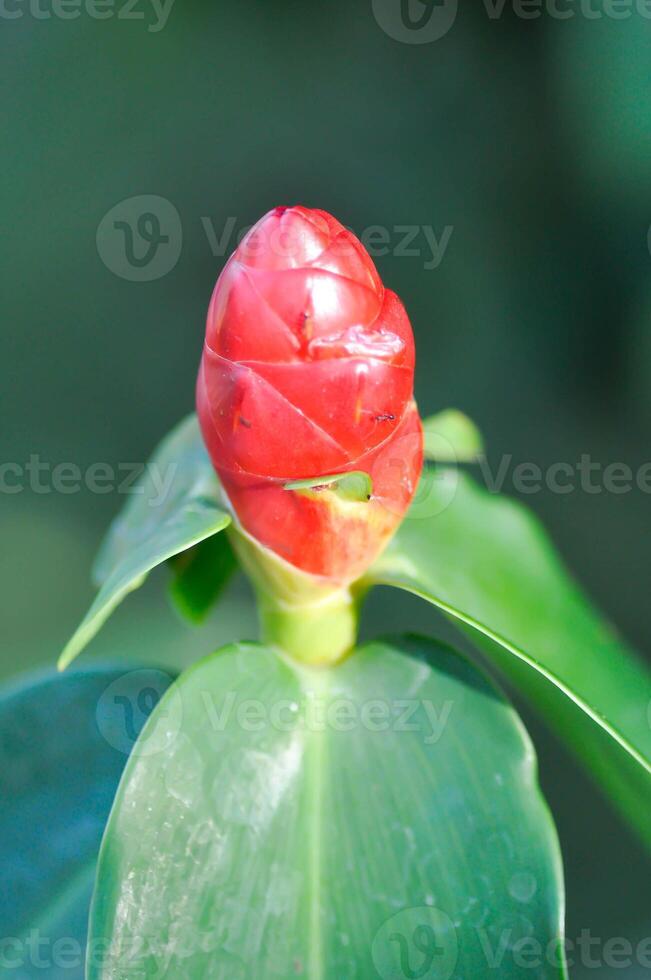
168, 532, 238, 624
59, 416, 230, 670
368, 468, 651, 848
421, 409, 484, 462
0, 664, 175, 978
285, 470, 372, 501
88, 636, 566, 978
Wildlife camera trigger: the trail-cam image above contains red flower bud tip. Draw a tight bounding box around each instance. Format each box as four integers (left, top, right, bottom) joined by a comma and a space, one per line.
197, 205, 423, 584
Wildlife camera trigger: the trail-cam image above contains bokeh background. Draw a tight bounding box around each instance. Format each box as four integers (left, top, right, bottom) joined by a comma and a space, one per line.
2, 1, 650, 974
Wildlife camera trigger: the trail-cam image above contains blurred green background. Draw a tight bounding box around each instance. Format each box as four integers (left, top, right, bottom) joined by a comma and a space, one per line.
2, 1, 650, 974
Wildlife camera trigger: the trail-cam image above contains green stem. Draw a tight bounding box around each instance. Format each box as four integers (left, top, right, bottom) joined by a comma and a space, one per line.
258, 589, 358, 667
227, 525, 359, 666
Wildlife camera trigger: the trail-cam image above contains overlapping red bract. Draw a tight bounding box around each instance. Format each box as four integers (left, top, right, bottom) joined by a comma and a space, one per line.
197, 205, 423, 582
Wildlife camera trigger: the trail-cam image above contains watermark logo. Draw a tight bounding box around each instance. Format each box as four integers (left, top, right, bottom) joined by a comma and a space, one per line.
372, 906, 458, 979
372, 0, 458, 43
374, 0, 651, 43
96, 195, 182, 281
96, 668, 180, 756
201, 216, 454, 272
198, 692, 454, 745
97, 203, 453, 281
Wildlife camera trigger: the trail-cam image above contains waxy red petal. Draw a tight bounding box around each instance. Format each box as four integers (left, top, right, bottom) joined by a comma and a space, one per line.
245, 359, 412, 459
198, 351, 346, 477
197, 205, 423, 581
216, 406, 423, 580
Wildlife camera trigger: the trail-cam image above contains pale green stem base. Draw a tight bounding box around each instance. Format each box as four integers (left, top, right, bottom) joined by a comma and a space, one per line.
258, 590, 358, 667
227, 525, 360, 666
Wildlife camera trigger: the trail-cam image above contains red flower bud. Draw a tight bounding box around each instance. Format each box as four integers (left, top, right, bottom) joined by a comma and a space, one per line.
197, 206, 423, 584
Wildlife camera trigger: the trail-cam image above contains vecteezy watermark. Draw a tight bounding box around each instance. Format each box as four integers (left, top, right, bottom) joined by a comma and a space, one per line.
370, 912, 651, 977
96, 668, 180, 756
3, 925, 651, 973
3, 451, 651, 512
477, 454, 651, 497
95, 196, 454, 281
373, 0, 651, 43
201, 215, 454, 270
0, 0, 175, 30
96, 195, 183, 281
372, 0, 459, 44
477, 929, 651, 971
0, 931, 87, 971
482, 0, 651, 20
0, 455, 177, 503
198, 692, 454, 744
92, 668, 455, 755
372, 906, 459, 979
0, 932, 189, 973
400, 450, 651, 523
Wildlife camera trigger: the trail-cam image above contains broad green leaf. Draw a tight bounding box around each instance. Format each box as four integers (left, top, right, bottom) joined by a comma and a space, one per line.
168, 532, 238, 624
0, 665, 175, 979
285, 470, 373, 502
59, 416, 230, 670
88, 636, 566, 979
367, 468, 651, 848
421, 408, 484, 462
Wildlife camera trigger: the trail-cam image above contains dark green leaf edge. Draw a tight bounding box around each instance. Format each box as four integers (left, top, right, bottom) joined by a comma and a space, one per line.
58, 506, 230, 671
58, 416, 231, 671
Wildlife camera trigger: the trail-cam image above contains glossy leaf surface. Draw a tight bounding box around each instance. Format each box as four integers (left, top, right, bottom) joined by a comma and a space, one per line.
59, 416, 230, 669
368, 468, 651, 846
89, 636, 565, 979
0, 665, 175, 979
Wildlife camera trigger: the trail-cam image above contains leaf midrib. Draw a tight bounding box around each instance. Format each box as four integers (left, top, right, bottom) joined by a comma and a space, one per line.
305, 666, 328, 980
